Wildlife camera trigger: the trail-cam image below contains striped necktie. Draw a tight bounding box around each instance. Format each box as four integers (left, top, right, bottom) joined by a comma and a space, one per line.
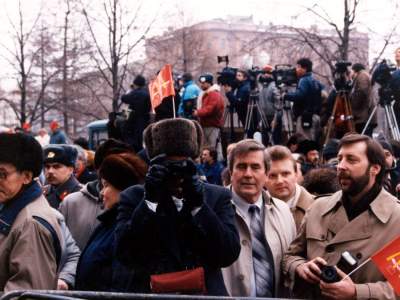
249, 205, 274, 297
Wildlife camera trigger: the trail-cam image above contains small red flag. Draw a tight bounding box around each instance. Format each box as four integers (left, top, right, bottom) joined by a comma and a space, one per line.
148, 64, 175, 110
371, 236, 400, 296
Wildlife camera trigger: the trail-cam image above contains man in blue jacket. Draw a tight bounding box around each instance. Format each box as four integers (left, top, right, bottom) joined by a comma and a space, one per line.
178, 73, 201, 119
284, 58, 324, 142
115, 118, 240, 295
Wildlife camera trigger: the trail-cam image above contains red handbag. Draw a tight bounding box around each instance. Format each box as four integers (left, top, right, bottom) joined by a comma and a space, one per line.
150, 267, 207, 294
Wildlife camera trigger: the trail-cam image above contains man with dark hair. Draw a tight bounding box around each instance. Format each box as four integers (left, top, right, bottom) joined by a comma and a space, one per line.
121, 74, 151, 152
199, 147, 224, 185
44, 144, 81, 209
265, 145, 314, 231
284, 58, 324, 142
178, 72, 201, 119
283, 133, 400, 300
222, 139, 296, 297
350, 63, 375, 135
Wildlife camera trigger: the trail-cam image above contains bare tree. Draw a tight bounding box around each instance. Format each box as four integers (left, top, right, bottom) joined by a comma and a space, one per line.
81, 0, 156, 113
0, 0, 42, 125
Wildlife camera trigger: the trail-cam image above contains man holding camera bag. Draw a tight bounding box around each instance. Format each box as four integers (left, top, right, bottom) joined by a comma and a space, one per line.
283, 134, 400, 300
284, 58, 324, 142
115, 118, 240, 295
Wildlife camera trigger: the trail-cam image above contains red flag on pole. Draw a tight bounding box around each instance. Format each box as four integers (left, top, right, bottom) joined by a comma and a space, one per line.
148, 64, 175, 110
371, 236, 400, 295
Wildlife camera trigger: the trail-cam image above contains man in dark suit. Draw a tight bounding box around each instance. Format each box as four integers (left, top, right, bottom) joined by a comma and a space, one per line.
115, 118, 240, 295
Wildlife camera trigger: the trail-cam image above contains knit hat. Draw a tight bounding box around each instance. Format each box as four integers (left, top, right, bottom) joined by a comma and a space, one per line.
133, 75, 146, 87
0, 133, 43, 178
99, 153, 147, 191
50, 120, 60, 131
199, 74, 213, 84
263, 65, 274, 74
44, 144, 78, 167
144, 118, 203, 159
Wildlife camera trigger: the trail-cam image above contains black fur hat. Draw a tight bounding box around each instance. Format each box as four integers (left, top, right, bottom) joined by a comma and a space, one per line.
99, 153, 147, 191
144, 119, 203, 159
0, 133, 43, 178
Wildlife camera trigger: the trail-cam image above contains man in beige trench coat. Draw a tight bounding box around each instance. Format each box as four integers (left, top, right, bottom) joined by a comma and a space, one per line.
283, 133, 400, 300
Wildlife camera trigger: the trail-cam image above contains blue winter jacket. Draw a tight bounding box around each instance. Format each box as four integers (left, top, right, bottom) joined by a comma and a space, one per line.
284, 72, 324, 117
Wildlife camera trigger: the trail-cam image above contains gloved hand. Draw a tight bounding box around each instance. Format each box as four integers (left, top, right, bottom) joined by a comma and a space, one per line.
182, 158, 204, 209
144, 154, 169, 204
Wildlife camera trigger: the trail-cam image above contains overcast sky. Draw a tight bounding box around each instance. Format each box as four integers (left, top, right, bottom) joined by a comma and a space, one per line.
0, 0, 399, 86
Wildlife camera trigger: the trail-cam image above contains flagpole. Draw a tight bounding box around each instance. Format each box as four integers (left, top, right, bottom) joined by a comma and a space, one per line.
172, 96, 176, 119
341, 257, 372, 281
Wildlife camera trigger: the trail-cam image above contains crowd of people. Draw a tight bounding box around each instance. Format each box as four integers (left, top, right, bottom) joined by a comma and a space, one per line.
0, 48, 400, 299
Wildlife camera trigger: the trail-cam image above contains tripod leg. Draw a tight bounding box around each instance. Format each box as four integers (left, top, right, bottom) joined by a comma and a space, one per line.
324, 96, 340, 145
388, 104, 400, 141
361, 106, 377, 135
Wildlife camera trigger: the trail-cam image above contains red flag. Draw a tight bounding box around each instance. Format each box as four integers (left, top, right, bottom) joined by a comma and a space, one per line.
148, 64, 175, 110
371, 236, 400, 295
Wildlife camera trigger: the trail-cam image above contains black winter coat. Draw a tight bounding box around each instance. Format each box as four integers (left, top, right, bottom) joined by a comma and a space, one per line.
75, 206, 135, 292
121, 87, 151, 152
115, 183, 241, 295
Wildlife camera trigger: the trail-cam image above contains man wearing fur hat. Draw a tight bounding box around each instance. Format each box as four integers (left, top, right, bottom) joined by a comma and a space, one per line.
0, 133, 62, 291
44, 144, 81, 209
115, 118, 240, 295
193, 74, 224, 159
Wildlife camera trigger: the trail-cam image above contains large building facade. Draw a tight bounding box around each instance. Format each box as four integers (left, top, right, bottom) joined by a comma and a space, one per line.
145, 16, 369, 84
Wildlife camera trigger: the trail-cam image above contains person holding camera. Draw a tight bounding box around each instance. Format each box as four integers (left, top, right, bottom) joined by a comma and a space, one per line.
283, 134, 400, 299
114, 118, 240, 295
120, 74, 151, 152
284, 58, 324, 142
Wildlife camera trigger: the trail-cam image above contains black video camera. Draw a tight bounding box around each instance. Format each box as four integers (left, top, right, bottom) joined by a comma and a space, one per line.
372, 60, 400, 105
217, 67, 238, 88
335, 61, 352, 74
247, 66, 266, 90
272, 64, 298, 86
333, 61, 352, 91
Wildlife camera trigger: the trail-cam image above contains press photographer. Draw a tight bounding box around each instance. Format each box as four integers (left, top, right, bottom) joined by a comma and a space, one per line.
284, 58, 324, 142
270, 64, 298, 144
368, 59, 400, 140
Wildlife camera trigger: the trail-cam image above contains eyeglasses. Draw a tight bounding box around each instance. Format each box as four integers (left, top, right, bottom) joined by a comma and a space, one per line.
0, 169, 18, 180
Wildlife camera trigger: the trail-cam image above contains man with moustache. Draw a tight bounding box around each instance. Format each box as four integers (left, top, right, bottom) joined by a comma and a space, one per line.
44, 145, 81, 209
283, 134, 400, 300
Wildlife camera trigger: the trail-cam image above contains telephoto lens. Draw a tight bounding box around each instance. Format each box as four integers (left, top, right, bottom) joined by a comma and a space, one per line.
320, 265, 340, 283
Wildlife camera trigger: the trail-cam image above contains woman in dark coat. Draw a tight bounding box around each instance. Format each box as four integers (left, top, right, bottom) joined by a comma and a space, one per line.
75, 152, 147, 291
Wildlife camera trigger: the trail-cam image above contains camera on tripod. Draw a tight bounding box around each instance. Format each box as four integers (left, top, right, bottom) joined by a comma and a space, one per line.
372, 59, 400, 105
333, 61, 352, 91
272, 64, 298, 86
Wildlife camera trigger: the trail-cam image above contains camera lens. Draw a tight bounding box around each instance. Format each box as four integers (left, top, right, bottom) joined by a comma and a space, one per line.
320, 265, 340, 283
